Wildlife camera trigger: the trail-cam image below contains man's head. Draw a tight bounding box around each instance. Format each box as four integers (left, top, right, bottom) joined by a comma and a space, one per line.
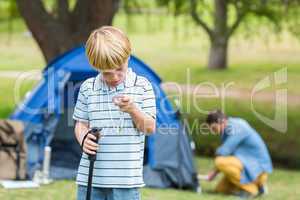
86, 26, 131, 87
206, 110, 227, 135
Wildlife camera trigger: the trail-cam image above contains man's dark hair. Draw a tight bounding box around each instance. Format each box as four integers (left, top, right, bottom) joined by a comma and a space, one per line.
206, 110, 227, 125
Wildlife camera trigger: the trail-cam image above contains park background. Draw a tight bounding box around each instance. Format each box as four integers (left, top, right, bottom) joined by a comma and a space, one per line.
0, 0, 299, 199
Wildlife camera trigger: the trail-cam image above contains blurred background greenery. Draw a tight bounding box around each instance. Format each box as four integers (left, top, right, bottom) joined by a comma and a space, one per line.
0, 0, 299, 167
0, 1, 299, 199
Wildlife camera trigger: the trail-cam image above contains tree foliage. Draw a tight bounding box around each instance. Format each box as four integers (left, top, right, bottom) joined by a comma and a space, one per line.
156, 0, 300, 69
14, 0, 120, 63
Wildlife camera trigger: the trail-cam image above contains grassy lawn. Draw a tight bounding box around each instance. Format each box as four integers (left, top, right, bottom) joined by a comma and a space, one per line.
1, 157, 300, 200
0, 77, 37, 118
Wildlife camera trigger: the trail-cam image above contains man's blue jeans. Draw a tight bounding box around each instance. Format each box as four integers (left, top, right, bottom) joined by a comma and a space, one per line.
77, 185, 141, 200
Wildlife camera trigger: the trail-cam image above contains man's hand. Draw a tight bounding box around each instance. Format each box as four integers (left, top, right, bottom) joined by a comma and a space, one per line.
82, 133, 99, 155
198, 170, 219, 182
207, 170, 219, 181
113, 95, 137, 114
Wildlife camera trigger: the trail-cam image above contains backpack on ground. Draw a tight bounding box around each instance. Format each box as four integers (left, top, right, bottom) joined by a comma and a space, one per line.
0, 119, 26, 180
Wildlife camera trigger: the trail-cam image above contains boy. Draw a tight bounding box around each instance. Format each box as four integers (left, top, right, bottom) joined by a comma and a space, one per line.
73, 26, 156, 200
204, 110, 272, 198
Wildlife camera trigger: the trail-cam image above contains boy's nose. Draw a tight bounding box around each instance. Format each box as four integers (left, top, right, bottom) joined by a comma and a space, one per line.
111, 74, 119, 80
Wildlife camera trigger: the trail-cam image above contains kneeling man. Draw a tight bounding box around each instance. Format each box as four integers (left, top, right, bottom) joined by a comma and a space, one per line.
205, 110, 273, 198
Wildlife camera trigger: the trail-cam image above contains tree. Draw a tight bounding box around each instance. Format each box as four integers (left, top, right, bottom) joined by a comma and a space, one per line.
15, 0, 120, 63
157, 0, 299, 69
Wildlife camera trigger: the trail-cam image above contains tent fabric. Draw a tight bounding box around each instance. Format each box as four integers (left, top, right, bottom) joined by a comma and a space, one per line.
10, 46, 199, 190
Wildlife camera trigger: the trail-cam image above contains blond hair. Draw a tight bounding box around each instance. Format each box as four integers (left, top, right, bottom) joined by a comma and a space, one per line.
85, 26, 131, 70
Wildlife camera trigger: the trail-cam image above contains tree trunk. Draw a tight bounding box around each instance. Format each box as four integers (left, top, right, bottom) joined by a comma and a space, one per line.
208, 37, 228, 70
208, 0, 228, 69
16, 0, 120, 63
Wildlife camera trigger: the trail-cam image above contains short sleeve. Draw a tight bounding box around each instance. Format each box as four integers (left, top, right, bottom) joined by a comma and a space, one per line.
73, 84, 89, 122
216, 123, 249, 156
141, 80, 156, 119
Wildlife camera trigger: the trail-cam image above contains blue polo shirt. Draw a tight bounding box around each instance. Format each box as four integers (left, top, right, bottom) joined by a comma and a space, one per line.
73, 68, 156, 188
216, 117, 273, 184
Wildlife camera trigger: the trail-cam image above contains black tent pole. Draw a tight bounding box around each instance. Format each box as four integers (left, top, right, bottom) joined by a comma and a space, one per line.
85, 127, 102, 200
86, 159, 95, 200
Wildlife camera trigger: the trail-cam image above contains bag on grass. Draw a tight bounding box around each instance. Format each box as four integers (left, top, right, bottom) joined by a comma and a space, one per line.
0, 119, 27, 180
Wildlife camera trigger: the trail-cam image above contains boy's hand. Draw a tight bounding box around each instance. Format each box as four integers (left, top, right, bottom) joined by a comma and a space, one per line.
82, 133, 99, 155
113, 95, 137, 114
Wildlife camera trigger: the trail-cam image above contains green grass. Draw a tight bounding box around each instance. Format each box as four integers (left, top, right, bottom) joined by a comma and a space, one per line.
0, 31, 44, 71
0, 77, 37, 118
1, 157, 300, 200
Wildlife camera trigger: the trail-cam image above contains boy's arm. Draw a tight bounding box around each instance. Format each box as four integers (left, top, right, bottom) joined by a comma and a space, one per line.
73, 82, 98, 154
133, 79, 156, 134
115, 79, 156, 134
129, 107, 156, 134
115, 95, 156, 134
74, 121, 98, 155
74, 121, 89, 145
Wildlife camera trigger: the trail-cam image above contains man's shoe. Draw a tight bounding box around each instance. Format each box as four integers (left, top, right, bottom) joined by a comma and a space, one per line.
258, 184, 269, 196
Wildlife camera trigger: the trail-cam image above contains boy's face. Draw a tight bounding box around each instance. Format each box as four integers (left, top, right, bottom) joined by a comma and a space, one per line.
101, 62, 128, 87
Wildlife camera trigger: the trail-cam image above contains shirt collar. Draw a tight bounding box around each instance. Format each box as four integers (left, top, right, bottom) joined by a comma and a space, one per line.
93, 68, 137, 92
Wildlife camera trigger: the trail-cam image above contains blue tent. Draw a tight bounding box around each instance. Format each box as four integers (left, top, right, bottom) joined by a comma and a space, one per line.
10, 46, 199, 190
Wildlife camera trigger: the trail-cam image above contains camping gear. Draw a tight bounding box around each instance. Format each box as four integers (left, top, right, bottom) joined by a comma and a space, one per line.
0, 119, 26, 180
10, 46, 199, 190
32, 146, 53, 185
85, 128, 101, 200
0, 180, 39, 189
42, 146, 52, 184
